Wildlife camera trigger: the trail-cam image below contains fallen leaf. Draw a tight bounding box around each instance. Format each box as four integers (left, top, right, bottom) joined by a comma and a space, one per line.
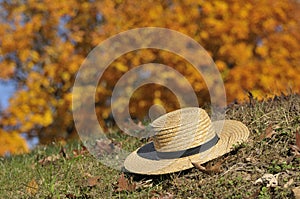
293, 187, 300, 199
95, 139, 115, 156
290, 129, 300, 158
259, 124, 276, 141
191, 161, 207, 172
192, 159, 224, 174
72, 145, 88, 157
87, 176, 100, 187
116, 173, 136, 192
38, 154, 60, 165
26, 178, 38, 196
265, 124, 276, 138
206, 160, 224, 173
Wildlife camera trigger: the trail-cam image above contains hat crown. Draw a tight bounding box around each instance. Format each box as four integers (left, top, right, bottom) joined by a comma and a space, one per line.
151, 107, 216, 152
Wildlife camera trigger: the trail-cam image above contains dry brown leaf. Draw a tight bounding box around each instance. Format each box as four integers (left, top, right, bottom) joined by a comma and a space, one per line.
205, 160, 224, 173
87, 176, 100, 187
72, 145, 88, 157
293, 187, 300, 199
265, 124, 276, 138
38, 154, 60, 165
116, 173, 136, 192
192, 159, 224, 174
290, 129, 300, 158
191, 161, 207, 172
95, 139, 115, 155
26, 178, 38, 196
259, 124, 276, 141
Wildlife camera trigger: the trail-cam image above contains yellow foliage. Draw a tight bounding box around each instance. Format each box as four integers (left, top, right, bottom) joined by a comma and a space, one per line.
0, 130, 29, 156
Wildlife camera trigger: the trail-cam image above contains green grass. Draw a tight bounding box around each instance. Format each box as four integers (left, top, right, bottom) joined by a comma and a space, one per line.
1, 94, 300, 198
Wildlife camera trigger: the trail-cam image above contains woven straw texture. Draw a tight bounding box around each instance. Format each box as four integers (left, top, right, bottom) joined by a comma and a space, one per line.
124, 108, 249, 175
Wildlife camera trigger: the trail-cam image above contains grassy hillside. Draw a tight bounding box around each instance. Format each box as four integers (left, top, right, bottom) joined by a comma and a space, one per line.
1, 94, 299, 198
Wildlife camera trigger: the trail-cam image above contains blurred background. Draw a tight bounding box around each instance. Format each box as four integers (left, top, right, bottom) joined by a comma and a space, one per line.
0, 0, 299, 155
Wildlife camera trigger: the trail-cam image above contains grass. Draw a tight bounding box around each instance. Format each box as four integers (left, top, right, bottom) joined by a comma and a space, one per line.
1, 94, 300, 198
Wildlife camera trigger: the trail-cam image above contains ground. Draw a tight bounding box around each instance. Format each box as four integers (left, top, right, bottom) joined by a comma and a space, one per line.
0, 94, 299, 198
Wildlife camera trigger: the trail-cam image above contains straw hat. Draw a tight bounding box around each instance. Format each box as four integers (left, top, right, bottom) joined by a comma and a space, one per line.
124, 107, 249, 175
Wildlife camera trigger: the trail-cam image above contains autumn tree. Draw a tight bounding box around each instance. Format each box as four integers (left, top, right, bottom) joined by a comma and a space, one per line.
0, 0, 299, 155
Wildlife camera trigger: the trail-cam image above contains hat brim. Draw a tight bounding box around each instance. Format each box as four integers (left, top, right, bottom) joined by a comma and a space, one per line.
124, 120, 249, 175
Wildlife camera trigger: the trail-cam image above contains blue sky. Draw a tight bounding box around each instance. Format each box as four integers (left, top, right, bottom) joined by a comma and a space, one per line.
0, 82, 39, 148
0, 82, 15, 110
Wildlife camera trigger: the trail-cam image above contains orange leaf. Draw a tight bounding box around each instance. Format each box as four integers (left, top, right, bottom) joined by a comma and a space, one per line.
290, 129, 300, 158
72, 145, 88, 157
116, 173, 136, 192
259, 124, 276, 141
192, 159, 224, 174
191, 161, 207, 172
26, 179, 38, 196
205, 160, 224, 174
87, 176, 100, 187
